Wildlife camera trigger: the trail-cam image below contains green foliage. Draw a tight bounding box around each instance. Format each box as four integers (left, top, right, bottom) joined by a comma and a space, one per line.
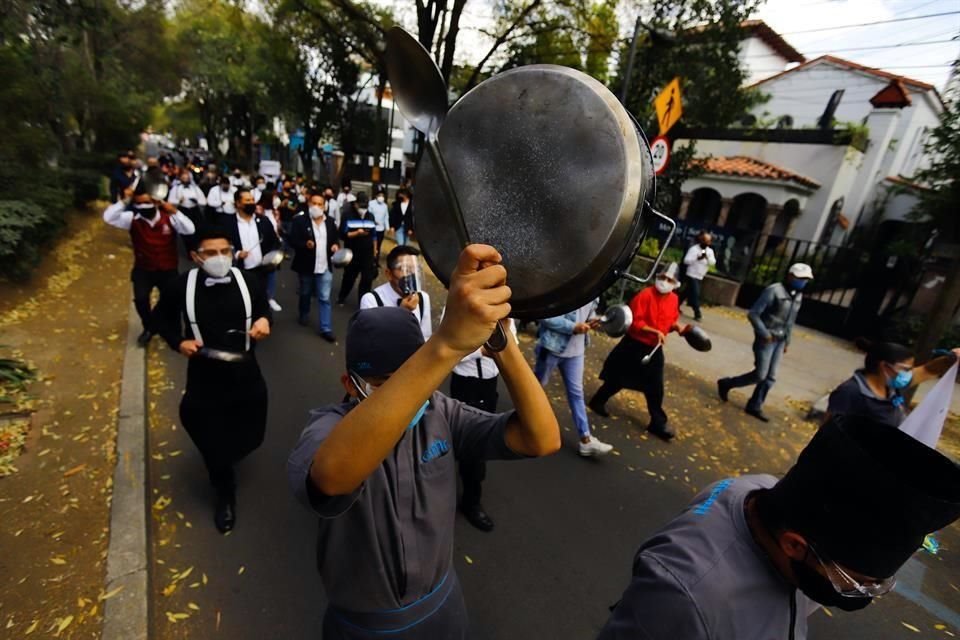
883, 313, 960, 351
0, 201, 60, 281
611, 0, 766, 214
835, 121, 870, 151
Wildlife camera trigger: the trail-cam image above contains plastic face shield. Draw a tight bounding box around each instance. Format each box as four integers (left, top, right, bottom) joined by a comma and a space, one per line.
392, 254, 422, 297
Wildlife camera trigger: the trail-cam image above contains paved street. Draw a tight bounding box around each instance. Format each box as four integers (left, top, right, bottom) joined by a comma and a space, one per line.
145, 252, 960, 639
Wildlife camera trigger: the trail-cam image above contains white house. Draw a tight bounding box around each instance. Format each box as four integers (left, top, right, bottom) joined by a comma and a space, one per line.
676, 22, 945, 252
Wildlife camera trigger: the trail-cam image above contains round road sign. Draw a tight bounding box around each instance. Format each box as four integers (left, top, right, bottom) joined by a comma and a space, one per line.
650, 136, 670, 175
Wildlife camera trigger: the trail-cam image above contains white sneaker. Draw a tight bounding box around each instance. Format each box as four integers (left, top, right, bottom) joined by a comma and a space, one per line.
269, 299, 282, 312
578, 436, 613, 457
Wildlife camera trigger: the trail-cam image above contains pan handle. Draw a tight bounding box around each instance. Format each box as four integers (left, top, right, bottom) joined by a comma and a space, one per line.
616, 205, 677, 285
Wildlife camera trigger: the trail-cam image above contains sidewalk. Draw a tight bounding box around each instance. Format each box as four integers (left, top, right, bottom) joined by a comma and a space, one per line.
670, 303, 960, 416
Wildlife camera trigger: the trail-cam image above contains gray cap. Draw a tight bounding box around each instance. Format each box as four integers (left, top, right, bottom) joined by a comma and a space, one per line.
346, 307, 425, 377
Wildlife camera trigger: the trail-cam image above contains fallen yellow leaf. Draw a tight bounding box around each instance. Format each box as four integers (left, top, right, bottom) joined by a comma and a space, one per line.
99, 586, 124, 601
901, 622, 920, 633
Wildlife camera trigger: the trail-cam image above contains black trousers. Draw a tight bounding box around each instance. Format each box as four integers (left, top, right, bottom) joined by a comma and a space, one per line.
450, 373, 499, 508
678, 276, 703, 317
338, 258, 375, 304
131, 267, 178, 333
179, 359, 268, 494
593, 341, 668, 430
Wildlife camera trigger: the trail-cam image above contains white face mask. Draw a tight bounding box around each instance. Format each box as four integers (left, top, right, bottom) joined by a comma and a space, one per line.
309, 205, 324, 219
655, 279, 675, 294
200, 254, 232, 278
297, 194, 307, 203
376, 195, 385, 203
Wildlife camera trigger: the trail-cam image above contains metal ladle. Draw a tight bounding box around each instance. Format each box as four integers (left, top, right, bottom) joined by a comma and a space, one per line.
641, 343, 662, 365
385, 26, 509, 352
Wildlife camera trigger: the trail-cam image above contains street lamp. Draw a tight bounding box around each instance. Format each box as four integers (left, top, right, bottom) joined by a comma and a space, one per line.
619, 16, 676, 105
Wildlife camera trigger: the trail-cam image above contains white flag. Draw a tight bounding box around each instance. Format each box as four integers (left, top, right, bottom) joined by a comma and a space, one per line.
900, 362, 958, 449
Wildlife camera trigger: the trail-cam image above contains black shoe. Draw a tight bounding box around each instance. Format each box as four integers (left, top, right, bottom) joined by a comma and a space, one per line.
588, 398, 610, 418
319, 332, 337, 344
745, 407, 770, 423
336, 299, 346, 307
461, 504, 495, 532
136, 330, 153, 348
647, 423, 676, 441
694, 314, 703, 321
297, 316, 309, 327
717, 379, 730, 402
214, 493, 236, 534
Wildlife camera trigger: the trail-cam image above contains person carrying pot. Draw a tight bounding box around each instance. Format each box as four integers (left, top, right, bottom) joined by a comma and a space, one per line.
825, 339, 960, 427
589, 263, 686, 441
287, 245, 560, 639
152, 227, 273, 533
360, 245, 432, 340
598, 413, 960, 640
717, 263, 814, 422
290, 190, 341, 343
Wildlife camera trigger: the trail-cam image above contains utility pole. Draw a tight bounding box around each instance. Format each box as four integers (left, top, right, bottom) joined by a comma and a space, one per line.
620, 16, 643, 104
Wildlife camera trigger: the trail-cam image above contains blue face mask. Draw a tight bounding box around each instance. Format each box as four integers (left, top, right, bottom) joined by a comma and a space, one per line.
790, 278, 808, 291
407, 400, 430, 430
889, 369, 913, 391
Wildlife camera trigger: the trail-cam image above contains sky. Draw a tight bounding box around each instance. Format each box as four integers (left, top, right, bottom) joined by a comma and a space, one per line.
374, 0, 959, 91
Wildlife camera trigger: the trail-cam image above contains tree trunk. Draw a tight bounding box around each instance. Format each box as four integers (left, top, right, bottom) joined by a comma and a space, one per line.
914, 253, 960, 359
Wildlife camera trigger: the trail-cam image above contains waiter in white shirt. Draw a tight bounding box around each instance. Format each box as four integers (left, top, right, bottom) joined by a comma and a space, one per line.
449, 318, 518, 532
679, 231, 716, 321
222, 188, 280, 285
207, 175, 237, 216
323, 186, 341, 227
360, 245, 431, 340
168, 168, 207, 248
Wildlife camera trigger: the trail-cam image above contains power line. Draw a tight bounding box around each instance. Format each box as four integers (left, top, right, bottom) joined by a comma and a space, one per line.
779, 11, 960, 35
743, 36, 958, 59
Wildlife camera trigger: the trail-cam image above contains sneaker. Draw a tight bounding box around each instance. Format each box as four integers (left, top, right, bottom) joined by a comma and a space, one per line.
269, 299, 282, 312
578, 436, 613, 457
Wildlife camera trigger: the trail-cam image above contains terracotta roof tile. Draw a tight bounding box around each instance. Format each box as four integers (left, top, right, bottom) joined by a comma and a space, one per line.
697, 156, 820, 189
739, 20, 806, 64
870, 80, 912, 108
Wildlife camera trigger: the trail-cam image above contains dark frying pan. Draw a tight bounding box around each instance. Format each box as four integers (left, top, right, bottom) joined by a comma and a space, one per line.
413, 63, 675, 320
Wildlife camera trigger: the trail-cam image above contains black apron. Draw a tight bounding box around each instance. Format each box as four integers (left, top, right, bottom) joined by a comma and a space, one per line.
599, 336, 664, 391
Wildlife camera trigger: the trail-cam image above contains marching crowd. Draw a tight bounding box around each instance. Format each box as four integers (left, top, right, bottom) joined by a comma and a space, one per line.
104, 153, 960, 640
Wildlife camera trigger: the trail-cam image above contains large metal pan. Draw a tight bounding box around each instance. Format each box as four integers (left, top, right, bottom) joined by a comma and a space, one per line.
415, 64, 674, 320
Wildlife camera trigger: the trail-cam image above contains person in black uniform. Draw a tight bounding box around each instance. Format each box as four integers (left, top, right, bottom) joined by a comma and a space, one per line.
221, 187, 281, 288
153, 227, 273, 533
337, 191, 377, 306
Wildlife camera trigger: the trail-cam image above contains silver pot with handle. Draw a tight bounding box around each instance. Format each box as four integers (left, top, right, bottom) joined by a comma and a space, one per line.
412, 63, 675, 320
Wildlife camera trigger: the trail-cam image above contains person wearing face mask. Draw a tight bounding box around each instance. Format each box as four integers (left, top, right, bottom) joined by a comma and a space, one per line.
825, 339, 960, 427
153, 228, 272, 533
207, 175, 237, 216
323, 186, 342, 227
290, 191, 341, 342
678, 231, 716, 321
589, 263, 686, 441
337, 191, 377, 306
287, 245, 561, 639
168, 169, 208, 249
221, 187, 281, 285
103, 175, 197, 347
252, 175, 266, 202
717, 263, 814, 422
389, 188, 414, 247
598, 413, 960, 640
336, 180, 356, 209
360, 246, 432, 340
229, 168, 245, 188
369, 189, 390, 262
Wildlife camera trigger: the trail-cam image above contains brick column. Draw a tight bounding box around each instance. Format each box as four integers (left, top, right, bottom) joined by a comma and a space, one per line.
677, 192, 693, 220
716, 197, 734, 227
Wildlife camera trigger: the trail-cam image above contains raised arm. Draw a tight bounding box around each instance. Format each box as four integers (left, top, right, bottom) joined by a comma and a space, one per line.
911, 349, 960, 386
103, 200, 133, 230
162, 202, 196, 236
494, 331, 561, 457
309, 245, 515, 496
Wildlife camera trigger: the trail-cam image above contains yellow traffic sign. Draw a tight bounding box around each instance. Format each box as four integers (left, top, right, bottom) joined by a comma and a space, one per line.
654, 77, 683, 135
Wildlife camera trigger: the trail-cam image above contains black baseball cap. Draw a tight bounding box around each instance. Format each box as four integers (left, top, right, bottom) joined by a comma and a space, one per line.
346, 308, 424, 378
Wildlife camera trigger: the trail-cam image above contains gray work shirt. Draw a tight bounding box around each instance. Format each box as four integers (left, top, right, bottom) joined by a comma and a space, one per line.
827, 370, 906, 427
599, 475, 820, 640
287, 391, 524, 613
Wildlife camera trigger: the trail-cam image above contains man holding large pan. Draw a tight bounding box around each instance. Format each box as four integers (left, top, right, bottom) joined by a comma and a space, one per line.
287, 245, 560, 639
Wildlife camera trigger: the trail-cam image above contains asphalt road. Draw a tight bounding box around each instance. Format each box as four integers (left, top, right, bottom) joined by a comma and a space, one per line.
145, 256, 960, 639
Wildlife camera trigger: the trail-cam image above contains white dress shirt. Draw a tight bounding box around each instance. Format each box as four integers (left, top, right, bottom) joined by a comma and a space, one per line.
326, 198, 341, 227
683, 244, 717, 280
103, 201, 196, 235
236, 215, 262, 269
313, 218, 329, 274
168, 182, 207, 208
369, 199, 389, 232
207, 185, 237, 214
360, 282, 432, 340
